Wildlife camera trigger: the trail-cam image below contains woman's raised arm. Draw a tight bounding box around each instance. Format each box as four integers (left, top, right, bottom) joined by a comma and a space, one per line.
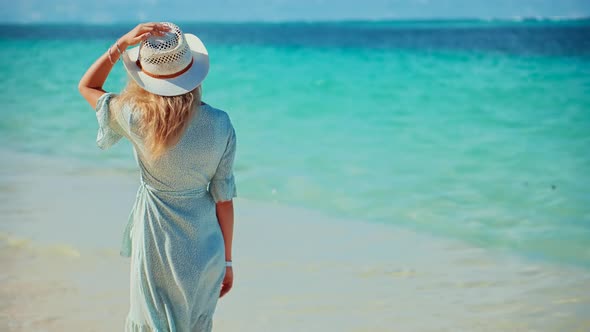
78, 23, 170, 109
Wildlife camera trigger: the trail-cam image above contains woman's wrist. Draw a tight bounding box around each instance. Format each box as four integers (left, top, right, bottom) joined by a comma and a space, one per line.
106, 39, 128, 65
106, 41, 120, 63
225, 260, 232, 268
117, 38, 130, 51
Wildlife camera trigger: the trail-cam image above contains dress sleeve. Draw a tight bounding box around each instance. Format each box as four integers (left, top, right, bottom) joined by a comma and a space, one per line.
95, 92, 125, 150
210, 125, 237, 203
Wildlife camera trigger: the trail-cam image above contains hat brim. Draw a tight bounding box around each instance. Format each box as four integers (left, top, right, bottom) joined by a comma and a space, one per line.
122, 34, 209, 97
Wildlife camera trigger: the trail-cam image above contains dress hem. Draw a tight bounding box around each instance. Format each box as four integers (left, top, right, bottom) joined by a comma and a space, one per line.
126, 317, 158, 332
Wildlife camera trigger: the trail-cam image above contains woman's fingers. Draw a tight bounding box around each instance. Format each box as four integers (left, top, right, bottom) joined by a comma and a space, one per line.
219, 269, 234, 298
121, 23, 168, 47
138, 22, 161, 30
141, 23, 170, 31
130, 32, 151, 44
220, 282, 232, 298
136, 24, 170, 38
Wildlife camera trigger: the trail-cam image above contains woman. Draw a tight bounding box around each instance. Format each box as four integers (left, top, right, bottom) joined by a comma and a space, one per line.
78, 22, 236, 331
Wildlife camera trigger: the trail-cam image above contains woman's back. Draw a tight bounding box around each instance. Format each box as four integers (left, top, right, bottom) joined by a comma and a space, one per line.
131, 103, 235, 193
98, 93, 237, 201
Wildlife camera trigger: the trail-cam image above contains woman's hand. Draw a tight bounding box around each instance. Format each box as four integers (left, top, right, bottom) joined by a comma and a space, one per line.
220, 267, 234, 298
118, 22, 171, 49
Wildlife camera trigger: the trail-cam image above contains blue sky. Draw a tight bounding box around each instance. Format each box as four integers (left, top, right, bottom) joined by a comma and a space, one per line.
2, 0, 590, 23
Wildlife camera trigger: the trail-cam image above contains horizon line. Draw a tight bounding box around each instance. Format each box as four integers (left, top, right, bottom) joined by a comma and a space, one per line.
1, 15, 590, 26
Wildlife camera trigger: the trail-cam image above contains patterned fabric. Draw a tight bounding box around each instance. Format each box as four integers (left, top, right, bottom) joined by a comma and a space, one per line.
95, 92, 237, 332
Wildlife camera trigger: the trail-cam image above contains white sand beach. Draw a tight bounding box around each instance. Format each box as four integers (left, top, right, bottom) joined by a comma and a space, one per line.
1, 151, 590, 332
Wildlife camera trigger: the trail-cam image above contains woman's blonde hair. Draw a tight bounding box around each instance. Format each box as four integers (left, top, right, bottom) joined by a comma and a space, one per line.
116, 79, 201, 160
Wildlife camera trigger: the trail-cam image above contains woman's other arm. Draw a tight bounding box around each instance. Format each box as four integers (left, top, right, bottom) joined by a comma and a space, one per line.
217, 199, 234, 298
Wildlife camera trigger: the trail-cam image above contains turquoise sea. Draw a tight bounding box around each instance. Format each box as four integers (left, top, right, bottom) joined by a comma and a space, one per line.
1, 20, 589, 266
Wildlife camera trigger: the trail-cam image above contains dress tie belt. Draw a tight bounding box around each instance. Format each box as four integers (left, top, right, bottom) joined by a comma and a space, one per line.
140, 180, 208, 198
120, 180, 209, 258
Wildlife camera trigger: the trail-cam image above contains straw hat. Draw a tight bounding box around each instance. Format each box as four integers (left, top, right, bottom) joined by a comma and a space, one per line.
122, 22, 209, 97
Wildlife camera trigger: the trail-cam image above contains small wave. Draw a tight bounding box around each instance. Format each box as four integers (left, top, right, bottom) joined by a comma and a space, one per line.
484, 15, 590, 23
0, 232, 81, 258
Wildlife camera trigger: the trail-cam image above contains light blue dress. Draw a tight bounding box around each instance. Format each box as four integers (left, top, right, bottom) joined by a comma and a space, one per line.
95, 93, 237, 332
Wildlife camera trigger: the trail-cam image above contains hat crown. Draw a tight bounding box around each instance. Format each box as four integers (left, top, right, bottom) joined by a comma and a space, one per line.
137, 22, 193, 76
